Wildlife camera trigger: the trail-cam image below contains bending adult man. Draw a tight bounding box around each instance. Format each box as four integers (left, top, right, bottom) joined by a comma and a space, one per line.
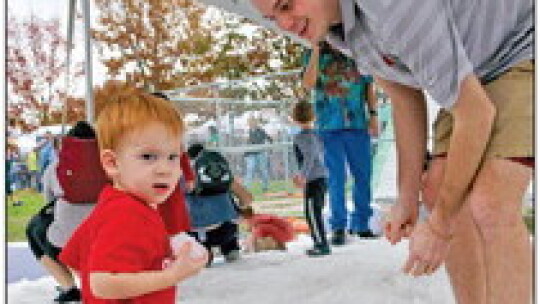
250, 0, 533, 303
301, 41, 379, 243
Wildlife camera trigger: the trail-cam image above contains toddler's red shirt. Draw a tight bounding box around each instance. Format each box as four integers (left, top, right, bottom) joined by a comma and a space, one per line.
60, 185, 176, 303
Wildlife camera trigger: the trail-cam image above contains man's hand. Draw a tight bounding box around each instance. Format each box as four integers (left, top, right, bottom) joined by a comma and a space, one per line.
292, 175, 306, 188
402, 214, 452, 277
384, 201, 419, 245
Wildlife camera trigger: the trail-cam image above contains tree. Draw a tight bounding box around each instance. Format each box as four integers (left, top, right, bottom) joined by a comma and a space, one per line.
92, 0, 211, 90
92, 0, 304, 94
7, 13, 84, 128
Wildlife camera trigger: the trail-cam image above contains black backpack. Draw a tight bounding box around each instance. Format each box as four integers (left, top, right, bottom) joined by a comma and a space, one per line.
193, 150, 233, 196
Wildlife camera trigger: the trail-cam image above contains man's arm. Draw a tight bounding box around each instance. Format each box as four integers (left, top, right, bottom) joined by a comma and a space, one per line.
301, 46, 320, 90
432, 74, 495, 228
375, 77, 427, 208
366, 83, 378, 111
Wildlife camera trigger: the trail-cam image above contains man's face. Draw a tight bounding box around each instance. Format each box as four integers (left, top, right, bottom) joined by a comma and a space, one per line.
251, 0, 339, 44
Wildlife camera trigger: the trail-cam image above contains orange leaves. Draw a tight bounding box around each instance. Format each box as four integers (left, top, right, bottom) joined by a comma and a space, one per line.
93, 0, 208, 90
91, 0, 304, 96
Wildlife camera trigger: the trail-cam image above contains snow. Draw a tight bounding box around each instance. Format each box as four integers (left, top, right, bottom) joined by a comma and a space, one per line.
7, 236, 455, 303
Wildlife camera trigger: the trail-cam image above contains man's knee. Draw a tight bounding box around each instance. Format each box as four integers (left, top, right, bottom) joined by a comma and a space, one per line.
468, 158, 531, 239
469, 193, 523, 240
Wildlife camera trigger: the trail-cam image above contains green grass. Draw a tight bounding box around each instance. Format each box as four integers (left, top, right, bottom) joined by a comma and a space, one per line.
245, 180, 299, 201
7, 189, 46, 242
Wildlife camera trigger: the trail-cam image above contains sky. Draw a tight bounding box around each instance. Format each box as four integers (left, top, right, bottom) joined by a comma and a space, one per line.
7, 0, 66, 19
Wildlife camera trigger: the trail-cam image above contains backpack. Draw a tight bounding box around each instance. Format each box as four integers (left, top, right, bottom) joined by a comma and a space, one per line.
193, 150, 232, 196
56, 136, 108, 204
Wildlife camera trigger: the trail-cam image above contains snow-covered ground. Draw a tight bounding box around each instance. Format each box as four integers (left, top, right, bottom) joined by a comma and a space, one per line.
8, 235, 455, 304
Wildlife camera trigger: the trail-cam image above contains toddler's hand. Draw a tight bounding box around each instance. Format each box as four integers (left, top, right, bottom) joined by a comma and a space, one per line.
170, 233, 207, 259
167, 242, 208, 282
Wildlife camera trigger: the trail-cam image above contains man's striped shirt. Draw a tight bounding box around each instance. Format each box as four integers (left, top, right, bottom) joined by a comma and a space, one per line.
328, 0, 533, 108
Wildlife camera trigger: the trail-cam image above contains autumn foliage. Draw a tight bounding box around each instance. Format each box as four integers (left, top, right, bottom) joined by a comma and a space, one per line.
92, 0, 304, 94
7, 13, 84, 128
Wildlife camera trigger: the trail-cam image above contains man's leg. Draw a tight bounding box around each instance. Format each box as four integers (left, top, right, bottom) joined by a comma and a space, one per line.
244, 155, 255, 186
32, 171, 39, 191
259, 152, 270, 191
423, 158, 487, 304
320, 131, 347, 231
344, 129, 373, 233
468, 158, 532, 304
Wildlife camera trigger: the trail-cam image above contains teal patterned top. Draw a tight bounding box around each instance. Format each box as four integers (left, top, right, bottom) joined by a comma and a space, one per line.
302, 47, 373, 131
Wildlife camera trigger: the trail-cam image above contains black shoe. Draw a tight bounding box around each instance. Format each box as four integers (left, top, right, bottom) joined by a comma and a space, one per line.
224, 250, 240, 263
54, 286, 81, 303
306, 245, 331, 257
331, 229, 346, 246
356, 230, 380, 239
206, 249, 214, 267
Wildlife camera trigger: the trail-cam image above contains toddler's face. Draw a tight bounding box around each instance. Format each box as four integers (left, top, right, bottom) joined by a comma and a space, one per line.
112, 122, 182, 208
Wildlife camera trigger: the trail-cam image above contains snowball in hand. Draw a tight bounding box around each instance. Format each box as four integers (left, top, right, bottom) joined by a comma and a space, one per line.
170, 233, 207, 259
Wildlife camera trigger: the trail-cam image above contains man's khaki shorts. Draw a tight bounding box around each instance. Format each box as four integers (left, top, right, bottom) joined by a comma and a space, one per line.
433, 60, 534, 158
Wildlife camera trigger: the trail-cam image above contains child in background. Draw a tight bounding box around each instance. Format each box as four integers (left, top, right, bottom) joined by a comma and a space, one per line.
291, 101, 330, 257
59, 82, 207, 303
185, 143, 250, 265
238, 206, 295, 252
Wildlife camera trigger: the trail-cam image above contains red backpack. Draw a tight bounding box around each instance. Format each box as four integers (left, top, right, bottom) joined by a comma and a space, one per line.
56, 136, 109, 204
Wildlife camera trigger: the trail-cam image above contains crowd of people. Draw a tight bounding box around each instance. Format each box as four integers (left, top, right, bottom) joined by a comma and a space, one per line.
7, 131, 58, 198
14, 0, 533, 302
23, 58, 383, 302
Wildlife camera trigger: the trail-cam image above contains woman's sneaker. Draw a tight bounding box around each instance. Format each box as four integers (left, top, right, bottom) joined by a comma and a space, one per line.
224, 250, 241, 262
54, 286, 81, 303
